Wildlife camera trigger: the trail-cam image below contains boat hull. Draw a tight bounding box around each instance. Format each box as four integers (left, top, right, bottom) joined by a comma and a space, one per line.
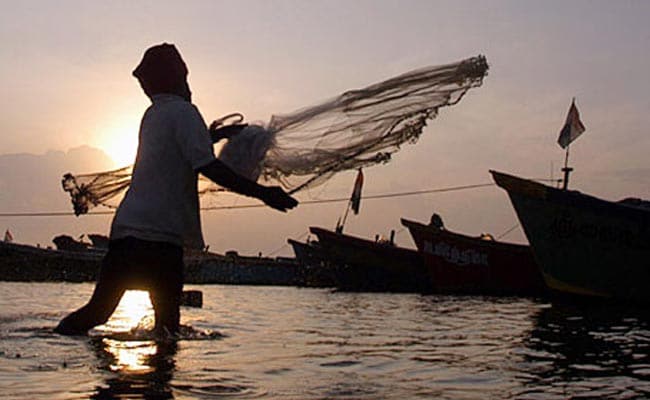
0, 241, 103, 282
309, 227, 427, 293
402, 219, 545, 296
287, 239, 326, 267
287, 238, 338, 287
492, 170, 650, 302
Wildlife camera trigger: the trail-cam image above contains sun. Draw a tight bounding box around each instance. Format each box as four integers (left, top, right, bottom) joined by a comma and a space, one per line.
96, 114, 141, 167
102, 129, 139, 166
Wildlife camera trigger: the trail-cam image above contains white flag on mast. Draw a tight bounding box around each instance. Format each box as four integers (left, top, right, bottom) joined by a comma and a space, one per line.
557, 99, 586, 149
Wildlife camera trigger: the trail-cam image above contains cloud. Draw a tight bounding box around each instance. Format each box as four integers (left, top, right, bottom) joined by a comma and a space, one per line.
0, 146, 113, 212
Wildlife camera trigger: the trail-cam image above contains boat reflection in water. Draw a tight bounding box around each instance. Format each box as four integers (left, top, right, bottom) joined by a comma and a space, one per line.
517, 302, 650, 398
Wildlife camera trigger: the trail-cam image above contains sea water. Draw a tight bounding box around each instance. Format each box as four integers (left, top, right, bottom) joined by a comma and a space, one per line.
1, 282, 650, 399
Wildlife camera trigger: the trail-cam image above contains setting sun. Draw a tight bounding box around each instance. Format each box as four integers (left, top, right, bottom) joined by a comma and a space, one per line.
95, 114, 141, 167
101, 129, 139, 167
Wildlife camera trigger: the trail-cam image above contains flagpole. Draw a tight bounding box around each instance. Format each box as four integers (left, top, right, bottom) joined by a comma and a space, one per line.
338, 200, 352, 233
561, 143, 573, 190
337, 168, 363, 233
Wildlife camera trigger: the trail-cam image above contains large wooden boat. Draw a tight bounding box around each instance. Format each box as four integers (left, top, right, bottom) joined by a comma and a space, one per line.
491, 170, 650, 302
401, 218, 545, 296
307, 227, 428, 293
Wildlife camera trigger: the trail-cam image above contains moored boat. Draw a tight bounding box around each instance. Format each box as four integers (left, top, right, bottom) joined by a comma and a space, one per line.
0, 238, 311, 286
0, 240, 103, 282
491, 170, 650, 302
401, 218, 545, 296
286, 238, 338, 287
308, 227, 427, 293
287, 238, 327, 268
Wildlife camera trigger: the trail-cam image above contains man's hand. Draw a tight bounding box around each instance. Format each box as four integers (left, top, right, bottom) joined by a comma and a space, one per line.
261, 186, 298, 212
209, 123, 248, 143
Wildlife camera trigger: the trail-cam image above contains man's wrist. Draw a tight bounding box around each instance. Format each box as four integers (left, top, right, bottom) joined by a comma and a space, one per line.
252, 184, 267, 200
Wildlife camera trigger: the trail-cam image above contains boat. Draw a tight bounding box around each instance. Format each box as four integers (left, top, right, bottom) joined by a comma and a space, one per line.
307, 226, 428, 293
0, 240, 103, 282
286, 238, 339, 287
491, 170, 650, 302
401, 218, 546, 296
0, 236, 310, 286
287, 238, 327, 268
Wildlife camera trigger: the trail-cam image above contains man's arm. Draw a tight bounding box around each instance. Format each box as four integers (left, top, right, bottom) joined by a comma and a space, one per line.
198, 159, 298, 212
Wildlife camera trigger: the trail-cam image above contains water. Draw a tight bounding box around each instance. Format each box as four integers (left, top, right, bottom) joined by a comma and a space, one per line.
1, 283, 650, 399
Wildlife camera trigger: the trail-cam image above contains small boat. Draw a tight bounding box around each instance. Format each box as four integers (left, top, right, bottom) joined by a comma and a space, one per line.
401, 218, 545, 296
307, 227, 428, 293
284, 238, 338, 288
287, 238, 327, 268
491, 170, 650, 302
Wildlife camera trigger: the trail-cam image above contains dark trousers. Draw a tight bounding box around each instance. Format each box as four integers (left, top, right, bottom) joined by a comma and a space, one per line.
55, 237, 184, 334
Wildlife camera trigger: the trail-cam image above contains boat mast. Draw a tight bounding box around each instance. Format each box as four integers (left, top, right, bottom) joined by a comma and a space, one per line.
561, 144, 573, 190
336, 168, 364, 234
336, 200, 352, 234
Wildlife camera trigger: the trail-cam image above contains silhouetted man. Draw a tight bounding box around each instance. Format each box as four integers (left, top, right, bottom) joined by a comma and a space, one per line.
55, 43, 297, 335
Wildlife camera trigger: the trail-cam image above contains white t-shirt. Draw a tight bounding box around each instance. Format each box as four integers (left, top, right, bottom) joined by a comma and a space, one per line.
110, 94, 216, 249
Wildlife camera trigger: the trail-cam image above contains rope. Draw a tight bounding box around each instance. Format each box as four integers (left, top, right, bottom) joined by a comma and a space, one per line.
0, 182, 496, 218
266, 231, 309, 257
496, 223, 520, 240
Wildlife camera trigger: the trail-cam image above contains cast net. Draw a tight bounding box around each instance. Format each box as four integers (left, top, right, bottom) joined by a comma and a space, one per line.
63, 55, 488, 215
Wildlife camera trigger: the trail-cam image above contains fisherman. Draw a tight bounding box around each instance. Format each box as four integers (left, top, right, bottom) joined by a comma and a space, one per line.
55, 43, 298, 335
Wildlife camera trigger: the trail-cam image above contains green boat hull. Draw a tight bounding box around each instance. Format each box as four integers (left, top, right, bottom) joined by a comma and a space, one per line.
491, 170, 650, 302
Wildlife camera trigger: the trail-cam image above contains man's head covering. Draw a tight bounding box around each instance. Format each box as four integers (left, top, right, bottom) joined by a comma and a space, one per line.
133, 43, 191, 101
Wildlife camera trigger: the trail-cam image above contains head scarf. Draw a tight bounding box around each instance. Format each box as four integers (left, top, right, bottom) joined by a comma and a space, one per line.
133, 43, 191, 101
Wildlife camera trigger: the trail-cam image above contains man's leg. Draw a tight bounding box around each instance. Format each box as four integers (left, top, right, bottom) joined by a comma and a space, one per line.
54, 240, 128, 335
147, 242, 184, 334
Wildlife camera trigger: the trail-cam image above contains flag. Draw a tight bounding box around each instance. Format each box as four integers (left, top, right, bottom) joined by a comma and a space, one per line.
557, 99, 586, 149
350, 169, 364, 215
4, 229, 13, 242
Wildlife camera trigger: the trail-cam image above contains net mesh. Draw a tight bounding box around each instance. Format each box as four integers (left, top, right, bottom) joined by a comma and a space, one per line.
63, 55, 488, 215
62, 167, 133, 214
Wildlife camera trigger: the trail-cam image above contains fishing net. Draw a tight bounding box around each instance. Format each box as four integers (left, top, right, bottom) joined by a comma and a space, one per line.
62, 167, 133, 215
63, 55, 488, 215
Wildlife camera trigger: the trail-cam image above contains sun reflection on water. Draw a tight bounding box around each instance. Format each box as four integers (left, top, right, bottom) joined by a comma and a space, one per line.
103, 338, 158, 373
100, 290, 154, 333
92, 290, 158, 374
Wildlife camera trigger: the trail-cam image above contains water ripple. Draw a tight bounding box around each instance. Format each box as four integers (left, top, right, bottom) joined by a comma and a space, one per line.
2, 283, 650, 398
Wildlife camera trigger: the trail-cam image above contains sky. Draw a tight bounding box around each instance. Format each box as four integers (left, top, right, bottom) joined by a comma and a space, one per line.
1, 0, 650, 256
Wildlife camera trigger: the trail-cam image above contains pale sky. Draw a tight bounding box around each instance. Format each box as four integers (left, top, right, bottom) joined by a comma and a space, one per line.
1, 0, 650, 255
